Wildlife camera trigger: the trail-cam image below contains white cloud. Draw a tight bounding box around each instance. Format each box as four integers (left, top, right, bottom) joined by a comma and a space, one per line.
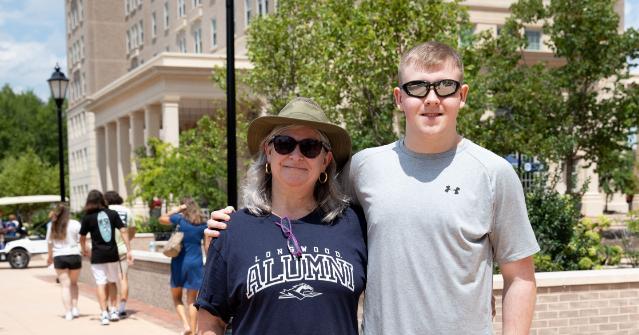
0, 0, 66, 101
0, 38, 64, 101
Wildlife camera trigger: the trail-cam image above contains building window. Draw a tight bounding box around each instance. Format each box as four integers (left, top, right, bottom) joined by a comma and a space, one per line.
178, 0, 186, 17
245, 0, 252, 26
126, 30, 131, 53
194, 27, 202, 53
80, 37, 84, 60
192, 0, 202, 7
177, 33, 187, 52
139, 20, 144, 46
258, 0, 268, 15
164, 2, 170, 29
525, 30, 541, 50
125, 0, 130, 15
211, 18, 217, 48
152, 12, 157, 38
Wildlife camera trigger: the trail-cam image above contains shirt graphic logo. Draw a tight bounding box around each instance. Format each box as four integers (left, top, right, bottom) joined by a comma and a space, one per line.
445, 185, 461, 194
278, 283, 322, 300
97, 212, 112, 242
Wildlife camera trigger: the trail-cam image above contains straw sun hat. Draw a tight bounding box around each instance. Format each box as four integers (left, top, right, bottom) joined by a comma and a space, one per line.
247, 97, 352, 170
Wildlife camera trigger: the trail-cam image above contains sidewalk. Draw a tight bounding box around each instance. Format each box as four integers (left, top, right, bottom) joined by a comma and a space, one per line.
0, 256, 183, 335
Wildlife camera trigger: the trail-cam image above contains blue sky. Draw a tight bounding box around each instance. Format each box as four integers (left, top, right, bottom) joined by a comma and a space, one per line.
0, 0, 637, 102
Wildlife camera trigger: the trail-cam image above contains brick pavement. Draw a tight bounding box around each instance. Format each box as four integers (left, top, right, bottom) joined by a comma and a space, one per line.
0, 256, 183, 335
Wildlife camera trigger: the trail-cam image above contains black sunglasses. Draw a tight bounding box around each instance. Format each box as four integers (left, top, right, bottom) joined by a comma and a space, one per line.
401, 79, 461, 98
269, 135, 330, 159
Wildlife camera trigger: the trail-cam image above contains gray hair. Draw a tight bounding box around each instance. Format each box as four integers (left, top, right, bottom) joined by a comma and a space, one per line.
242, 125, 349, 223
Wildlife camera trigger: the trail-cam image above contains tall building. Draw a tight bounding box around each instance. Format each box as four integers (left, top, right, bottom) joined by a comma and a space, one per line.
64, 0, 635, 215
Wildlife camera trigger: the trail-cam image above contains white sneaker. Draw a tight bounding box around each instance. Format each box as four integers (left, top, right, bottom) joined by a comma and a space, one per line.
64, 312, 73, 321
71, 307, 80, 317
109, 310, 120, 321
100, 312, 110, 325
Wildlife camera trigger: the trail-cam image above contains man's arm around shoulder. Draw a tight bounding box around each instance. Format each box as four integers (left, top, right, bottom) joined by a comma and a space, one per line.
500, 256, 536, 335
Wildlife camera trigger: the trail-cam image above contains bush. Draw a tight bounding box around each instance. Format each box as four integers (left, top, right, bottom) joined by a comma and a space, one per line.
621, 211, 639, 267
526, 178, 580, 271
135, 217, 172, 234
526, 178, 622, 271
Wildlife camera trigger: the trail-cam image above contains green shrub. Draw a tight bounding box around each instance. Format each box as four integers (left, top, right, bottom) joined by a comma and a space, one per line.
526, 178, 623, 271
526, 178, 580, 270
135, 217, 172, 233
621, 211, 639, 267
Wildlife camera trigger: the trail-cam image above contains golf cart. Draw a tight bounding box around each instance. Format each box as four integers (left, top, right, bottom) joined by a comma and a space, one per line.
0, 195, 67, 269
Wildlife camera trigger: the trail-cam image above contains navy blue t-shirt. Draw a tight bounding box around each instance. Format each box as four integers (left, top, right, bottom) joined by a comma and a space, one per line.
196, 206, 367, 335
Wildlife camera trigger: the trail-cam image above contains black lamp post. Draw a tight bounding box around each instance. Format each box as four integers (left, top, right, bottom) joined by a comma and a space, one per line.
47, 65, 69, 203
226, 0, 237, 208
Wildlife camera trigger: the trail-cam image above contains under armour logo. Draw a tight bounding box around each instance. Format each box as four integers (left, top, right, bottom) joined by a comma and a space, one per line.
445, 185, 461, 194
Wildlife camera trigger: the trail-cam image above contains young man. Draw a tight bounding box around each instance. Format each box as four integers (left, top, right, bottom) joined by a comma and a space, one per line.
104, 191, 135, 317
206, 41, 539, 334
80, 190, 134, 326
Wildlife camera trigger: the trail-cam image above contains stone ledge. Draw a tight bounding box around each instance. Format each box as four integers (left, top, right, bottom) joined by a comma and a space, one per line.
493, 268, 639, 290
132, 250, 171, 264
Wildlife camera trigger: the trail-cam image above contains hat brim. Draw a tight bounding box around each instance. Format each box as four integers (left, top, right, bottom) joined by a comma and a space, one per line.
248, 115, 352, 171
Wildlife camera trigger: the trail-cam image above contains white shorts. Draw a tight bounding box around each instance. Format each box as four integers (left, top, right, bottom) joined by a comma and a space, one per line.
91, 262, 120, 285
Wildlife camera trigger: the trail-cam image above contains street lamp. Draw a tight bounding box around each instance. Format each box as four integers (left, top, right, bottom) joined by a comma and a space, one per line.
47, 65, 69, 203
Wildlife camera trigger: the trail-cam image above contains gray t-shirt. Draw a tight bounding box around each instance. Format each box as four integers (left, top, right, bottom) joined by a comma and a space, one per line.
344, 138, 540, 335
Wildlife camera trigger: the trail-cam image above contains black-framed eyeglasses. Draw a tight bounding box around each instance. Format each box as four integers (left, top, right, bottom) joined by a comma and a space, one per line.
401, 79, 461, 98
269, 135, 330, 159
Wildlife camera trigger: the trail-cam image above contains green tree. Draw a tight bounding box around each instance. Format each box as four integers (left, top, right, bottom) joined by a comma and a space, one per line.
474, 0, 639, 194
0, 149, 61, 223
0, 85, 66, 167
598, 148, 638, 212
246, 0, 475, 151
131, 110, 251, 209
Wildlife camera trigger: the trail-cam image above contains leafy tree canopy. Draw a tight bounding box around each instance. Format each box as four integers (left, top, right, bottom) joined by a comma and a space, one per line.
0, 84, 66, 166
246, 0, 475, 152
474, 0, 639, 193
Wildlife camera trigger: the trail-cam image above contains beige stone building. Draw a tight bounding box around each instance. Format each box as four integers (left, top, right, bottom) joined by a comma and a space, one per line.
64, 0, 635, 215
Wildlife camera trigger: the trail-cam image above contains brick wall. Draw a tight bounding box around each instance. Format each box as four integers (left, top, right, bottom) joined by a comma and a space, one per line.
492, 269, 639, 335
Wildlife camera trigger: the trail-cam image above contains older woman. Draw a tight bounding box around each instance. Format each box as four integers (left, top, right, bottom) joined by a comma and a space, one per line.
196, 97, 367, 334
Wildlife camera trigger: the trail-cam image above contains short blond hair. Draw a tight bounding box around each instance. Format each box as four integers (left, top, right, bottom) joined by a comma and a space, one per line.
398, 41, 464, 83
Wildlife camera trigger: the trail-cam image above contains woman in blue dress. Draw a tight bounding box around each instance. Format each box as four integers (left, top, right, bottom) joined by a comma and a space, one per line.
160, 197, 209, 335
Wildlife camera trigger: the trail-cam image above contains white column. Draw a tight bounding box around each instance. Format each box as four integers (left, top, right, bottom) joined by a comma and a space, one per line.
117, 116, 131, 198
161, 101, 180, 147
580, 160, 605, 217
144, 105, 161, 147
105, 122, 118, 191
95, 126, 107, 191
130, 111, 145, 176
131, 111, 145, 155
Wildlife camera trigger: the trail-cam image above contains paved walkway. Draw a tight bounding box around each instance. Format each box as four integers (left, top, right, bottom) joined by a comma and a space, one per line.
0, 256, 183, 335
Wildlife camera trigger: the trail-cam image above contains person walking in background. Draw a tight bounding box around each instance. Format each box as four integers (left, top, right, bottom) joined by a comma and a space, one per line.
159, 197, 209, 335
46, 203, 82, 321
104, 191, 135, 317
80, 190, 134, 326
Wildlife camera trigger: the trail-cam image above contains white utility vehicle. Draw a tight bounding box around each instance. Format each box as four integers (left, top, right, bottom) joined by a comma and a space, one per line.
0, 195, 67, 269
